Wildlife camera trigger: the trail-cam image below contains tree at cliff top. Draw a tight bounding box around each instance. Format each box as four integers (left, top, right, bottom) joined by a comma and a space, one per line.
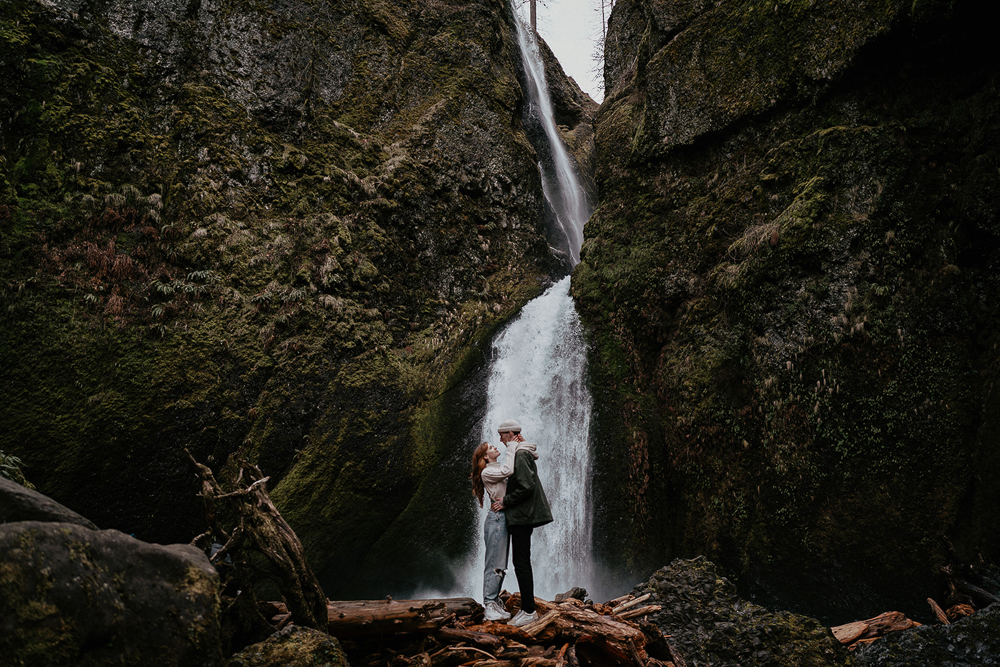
0, 0, 594, 600
575, 0, 1000, 620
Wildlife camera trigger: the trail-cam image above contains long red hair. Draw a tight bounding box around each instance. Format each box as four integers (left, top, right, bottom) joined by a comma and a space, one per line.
470, 442, 489, 508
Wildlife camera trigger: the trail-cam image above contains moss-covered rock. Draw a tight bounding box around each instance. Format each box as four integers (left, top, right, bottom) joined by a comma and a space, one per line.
636, 557, 855, 666
0, 521, 222, 667
577, 0, 1000, 617
0, 0, 591, 599
228, 625, 349, 667
0, 476, 97, 528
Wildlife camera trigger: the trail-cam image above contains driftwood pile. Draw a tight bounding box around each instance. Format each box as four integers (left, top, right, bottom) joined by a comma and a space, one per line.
261, 591, 688, 667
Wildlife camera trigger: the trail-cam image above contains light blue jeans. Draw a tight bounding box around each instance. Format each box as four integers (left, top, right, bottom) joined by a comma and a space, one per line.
483, 508, 509, 604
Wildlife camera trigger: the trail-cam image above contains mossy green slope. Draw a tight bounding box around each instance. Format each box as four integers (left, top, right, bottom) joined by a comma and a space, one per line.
577, 0, 1000, 615
0, 0, 583, 597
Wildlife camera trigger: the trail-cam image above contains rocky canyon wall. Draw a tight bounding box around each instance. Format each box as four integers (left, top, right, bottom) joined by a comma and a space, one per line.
0, 0, 594, 598
576, 0, 1000, 620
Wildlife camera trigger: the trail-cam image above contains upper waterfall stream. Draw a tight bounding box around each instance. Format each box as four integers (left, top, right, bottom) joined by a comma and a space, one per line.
454, 6, 597, 602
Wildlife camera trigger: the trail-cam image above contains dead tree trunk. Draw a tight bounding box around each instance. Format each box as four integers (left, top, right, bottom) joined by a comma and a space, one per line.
326, 598, 480, 637
188, 451, 328, 633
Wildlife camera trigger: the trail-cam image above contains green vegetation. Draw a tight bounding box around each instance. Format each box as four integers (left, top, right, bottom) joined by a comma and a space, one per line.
1, 450, 32, 488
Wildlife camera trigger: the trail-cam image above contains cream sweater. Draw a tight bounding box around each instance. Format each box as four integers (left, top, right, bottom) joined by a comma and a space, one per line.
481, 442, 538, 504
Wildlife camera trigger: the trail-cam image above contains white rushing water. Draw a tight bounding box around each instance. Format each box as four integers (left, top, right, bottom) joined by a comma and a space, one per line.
514, 6, 589, 265
453, 6, 596, 601
462, 277, 594, 599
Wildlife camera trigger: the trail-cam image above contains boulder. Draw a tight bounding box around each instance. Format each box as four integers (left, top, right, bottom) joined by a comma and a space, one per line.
228, 625, 349, 667
636, 557, 853, 667
0, 476, 98, 528
0, 521, 223, 667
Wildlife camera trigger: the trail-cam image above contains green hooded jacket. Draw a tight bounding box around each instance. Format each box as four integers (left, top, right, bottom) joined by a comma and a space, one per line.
503, 448, 553, 527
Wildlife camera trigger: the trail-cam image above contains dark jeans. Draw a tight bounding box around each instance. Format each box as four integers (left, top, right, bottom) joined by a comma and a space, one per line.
509, 524, 535, 613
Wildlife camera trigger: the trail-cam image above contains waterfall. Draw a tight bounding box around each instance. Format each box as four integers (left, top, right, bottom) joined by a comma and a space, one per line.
475, 277, 594, 599
514, 4, 590, 266
456, 6, 596, 602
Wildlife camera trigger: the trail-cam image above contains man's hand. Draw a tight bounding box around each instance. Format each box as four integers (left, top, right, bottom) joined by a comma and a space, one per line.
491, 499, 504, 512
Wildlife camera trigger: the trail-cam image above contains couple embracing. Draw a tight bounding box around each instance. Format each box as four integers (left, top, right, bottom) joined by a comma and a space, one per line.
470, 418, 552, 626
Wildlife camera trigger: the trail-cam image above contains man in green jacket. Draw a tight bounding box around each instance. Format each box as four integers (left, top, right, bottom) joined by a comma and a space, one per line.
491, 418, 552, 627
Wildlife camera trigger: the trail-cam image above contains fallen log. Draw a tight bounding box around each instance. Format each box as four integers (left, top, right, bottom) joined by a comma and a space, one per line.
523, 611, 561, 637
858, 611, 920, 638
467, 622, 534, 643
831, 621, 867, 645
437, 626, 505, 651
607, 594, 633, 607
618, 605, 662, 621
955, 578, 1000, 606
612, 593, 651, 615
531, 600, 648, 646
830, 611, 921, 649
327, 598, 480, 637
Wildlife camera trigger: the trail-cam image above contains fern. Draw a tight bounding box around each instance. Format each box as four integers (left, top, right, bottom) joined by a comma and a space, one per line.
0, 450, 33, 489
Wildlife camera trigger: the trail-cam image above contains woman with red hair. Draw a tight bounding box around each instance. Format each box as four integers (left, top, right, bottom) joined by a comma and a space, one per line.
470, 437, 523, 622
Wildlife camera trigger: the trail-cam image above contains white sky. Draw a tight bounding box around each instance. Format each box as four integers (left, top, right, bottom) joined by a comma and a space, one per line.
513, 0, 609, 103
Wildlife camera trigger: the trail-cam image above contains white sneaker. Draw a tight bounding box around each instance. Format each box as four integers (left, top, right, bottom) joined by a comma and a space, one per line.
484, 601, 511, 621
508, 609, 538, 627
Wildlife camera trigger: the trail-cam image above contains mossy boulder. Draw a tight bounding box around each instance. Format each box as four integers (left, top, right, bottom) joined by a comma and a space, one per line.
0, 520, 222, 667
636, 557, 855, 667
228, 625, 349, 667
0, 476, 97, 528
576, 0, 1000, 616
0, 0, 590, 600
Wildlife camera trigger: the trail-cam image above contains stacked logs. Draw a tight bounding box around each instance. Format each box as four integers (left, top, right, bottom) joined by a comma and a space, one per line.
261, 592, 687, 667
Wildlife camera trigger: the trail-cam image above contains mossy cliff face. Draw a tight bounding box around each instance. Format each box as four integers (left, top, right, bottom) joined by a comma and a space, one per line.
0, 0, 588, 598
576, 0, 1000, 616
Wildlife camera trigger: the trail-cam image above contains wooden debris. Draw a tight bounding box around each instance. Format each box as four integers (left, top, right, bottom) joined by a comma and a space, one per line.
955, 579, 1000, 606
522, 611, 560, 637
607, 594, 633, 607
831, 620, 867, 645
927, 598, 950, 625
261, 591, 687, 667
187, 450, 328, 645
327, 598, 479, 637
618, 605, 662, 621
612, 593, 651, 615
438, 625, 504, 651
861, 611, 920, 636
946, 604, 974, 621
554, 643, 569, 667
831, 611, 921, 650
